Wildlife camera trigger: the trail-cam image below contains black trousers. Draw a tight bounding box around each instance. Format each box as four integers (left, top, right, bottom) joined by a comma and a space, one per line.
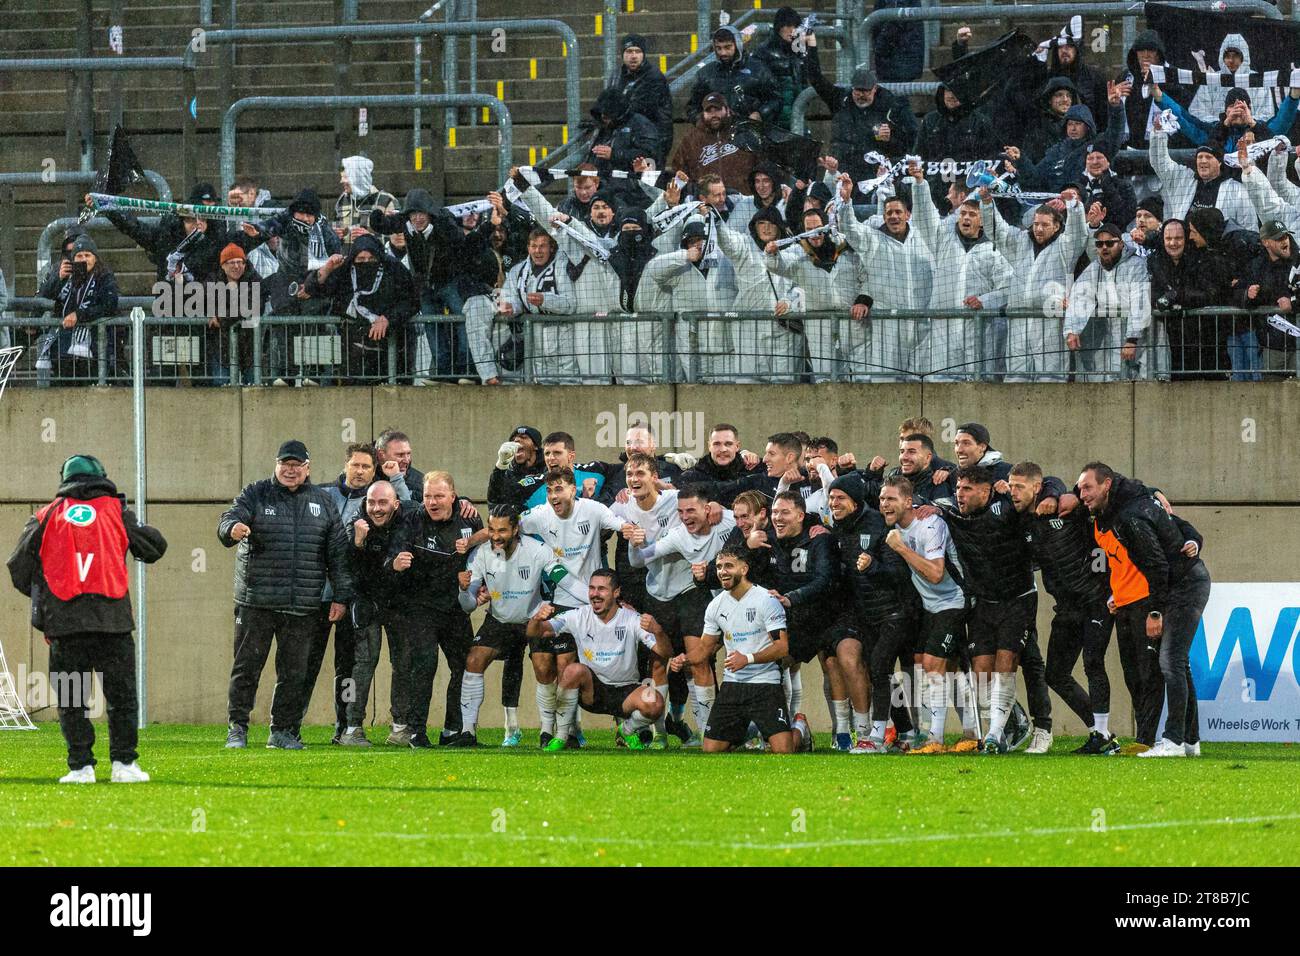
388, 610, 473, 735
1115, 600, 1167, 746
297, 606, 357, 735
1018, 621, 1052, 732
1159, 566, 1211, 746
49, 633, 138, 771
227, 605, 320, 733
1045, 598, 1114, 727
858, 615, 913, 729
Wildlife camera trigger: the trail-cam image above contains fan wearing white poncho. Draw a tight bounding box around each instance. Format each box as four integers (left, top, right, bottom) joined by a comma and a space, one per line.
1064, 223, 1151, 382
1188, 34, 1276, 126
511, 174, 620, 383
712, 207, 806, 382
463, 224, 577, 384
979, 187, 1088, 382
762, 205, 858, 382
1237, 141, 1300, 236
1149, 120, 1256, 228
907, 164, 1011, 380
832, 171, 935, 381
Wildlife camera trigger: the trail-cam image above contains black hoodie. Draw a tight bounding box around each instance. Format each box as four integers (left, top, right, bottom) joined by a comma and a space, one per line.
1124, 30, 1192, 151
915, 84, 998, 170
828, 474, 909, 621
305, 233, 418, 328
8, 475, 167, 637
609, 59, 673, 163
587, 87, 662, 204
686, 24, 781, 124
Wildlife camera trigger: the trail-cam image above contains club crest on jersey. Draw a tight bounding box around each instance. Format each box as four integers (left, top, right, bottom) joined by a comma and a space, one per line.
859, 534, 872, 550
517, 566, 530, 580
747, 607, 757, 623
577, 520, 591, 536
309, 502, 321, 517
991, 502, 1002, 515
460, 527, 472, 538
657, 515, 671, 527
614, 626, 627, 642
1049, 518, 1064, 530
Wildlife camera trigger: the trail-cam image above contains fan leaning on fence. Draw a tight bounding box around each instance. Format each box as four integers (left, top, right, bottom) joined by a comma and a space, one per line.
6, 455, 167, 783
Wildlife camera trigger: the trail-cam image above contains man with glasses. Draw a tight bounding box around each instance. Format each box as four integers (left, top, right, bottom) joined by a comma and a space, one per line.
1065, 221, 1152, 381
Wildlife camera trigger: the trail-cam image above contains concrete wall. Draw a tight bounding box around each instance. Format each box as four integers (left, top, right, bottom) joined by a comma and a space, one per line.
2, 382, 1296, 736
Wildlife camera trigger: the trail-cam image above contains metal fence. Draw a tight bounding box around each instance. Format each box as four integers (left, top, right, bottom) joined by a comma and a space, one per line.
3, 307, 1294, 387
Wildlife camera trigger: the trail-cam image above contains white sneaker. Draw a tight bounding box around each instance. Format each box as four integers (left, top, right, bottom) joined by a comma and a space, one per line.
1025, 728, 1054, 754
1137, 737, 1187, 758
59, 766, 96, 784
110, 760, 151, 783
1184, 741, 1201, 757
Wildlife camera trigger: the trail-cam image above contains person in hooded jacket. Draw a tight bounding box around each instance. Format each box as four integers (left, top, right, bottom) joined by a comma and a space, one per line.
978, 186, 1089, 381
1147, 217, 1225, 379
1234, 218, 1299, 370
764, 204, 856, 382
585, 87, 662, 210
1078, 147, 1137, 240
608, 34, 673, 164
35, 234, 120, 383
1189, 33, 1277, 126
206, 243, 264, 386
1016, 76, 1082, 166
1155, 83, 1300, 157
718, 205, 805, 381
749, 7, 813, 130
908, 164, 1012, 380
1122, 30, 1194, 153
1185, 205, 1264, 379
9, 455, 167, 783
1011, 85, 1125, 194
913, 83, 998, 205
1064, 221, 1152, 381
334, 155, 398, 253
1151, 128, 1258, 228
686, 25, 780, 125
607, 206, 667, 383
305, 233, 417, 383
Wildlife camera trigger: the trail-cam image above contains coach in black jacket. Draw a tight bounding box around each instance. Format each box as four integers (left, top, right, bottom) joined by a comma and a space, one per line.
217, 439, 352, 750
1083, 465, 1210, 754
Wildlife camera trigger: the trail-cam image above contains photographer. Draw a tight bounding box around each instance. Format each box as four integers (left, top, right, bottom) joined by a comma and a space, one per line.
35, 234, 120, 383
385, 472, 487, 747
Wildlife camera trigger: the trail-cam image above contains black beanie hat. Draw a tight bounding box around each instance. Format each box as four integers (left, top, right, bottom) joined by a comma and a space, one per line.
956, 422, 992, 449
828, 472, 867, 510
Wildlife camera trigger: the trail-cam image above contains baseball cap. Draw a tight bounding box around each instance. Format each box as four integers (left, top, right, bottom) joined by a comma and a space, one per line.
1260, 219, 1292, 241
851, 67, 878, 90
276, 439, 310, 462
701, 92, 728, 111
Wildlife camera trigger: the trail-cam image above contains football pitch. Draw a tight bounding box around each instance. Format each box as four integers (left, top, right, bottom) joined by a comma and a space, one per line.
2, 725, 1296, 867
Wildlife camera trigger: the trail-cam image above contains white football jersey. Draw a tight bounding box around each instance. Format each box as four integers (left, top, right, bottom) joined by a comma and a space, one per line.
463, 535, 563, 624
521, 497, 627, 607
552, 605, 657, 686
636, 510, 736, 598
703, 584, 787, 685
613, 490, 694, 601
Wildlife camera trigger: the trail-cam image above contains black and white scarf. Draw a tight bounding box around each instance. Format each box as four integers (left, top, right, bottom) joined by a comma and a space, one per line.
515, 258, 558, 313
347, 262, 386, 323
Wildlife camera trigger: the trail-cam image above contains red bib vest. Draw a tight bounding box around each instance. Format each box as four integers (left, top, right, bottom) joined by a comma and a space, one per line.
37, 496, 130, 601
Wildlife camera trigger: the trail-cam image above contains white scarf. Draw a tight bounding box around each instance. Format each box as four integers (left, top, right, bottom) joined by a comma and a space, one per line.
346, 262, 385, 323
1224, 135, 1292, 168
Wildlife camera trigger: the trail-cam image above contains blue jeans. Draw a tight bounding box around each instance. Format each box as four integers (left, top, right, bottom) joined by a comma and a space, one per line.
418, 285, 469, 379
1226, 329, 1262, 381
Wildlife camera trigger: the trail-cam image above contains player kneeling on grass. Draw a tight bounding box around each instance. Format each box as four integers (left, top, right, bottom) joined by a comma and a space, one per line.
527, 570, 673, 751
450, 504, 569, 747
670, 548, 813, 754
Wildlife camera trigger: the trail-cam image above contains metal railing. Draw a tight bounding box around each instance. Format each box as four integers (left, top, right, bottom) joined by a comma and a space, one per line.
3, 308, 1293, 387
859, 1, 1284, 70
219, 94, 513, 193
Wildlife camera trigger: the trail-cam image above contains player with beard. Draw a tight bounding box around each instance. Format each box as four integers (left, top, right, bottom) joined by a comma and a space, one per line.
828, 473, 914, 753
488, 425, 546, 509
672, 548, 814, 753
610, 453, 693, 746
879, 477, 966, 754
851, 433, 956, 508
528, 571, 674, 751
450, 505, 569, 747
711, 432, 809, 507
788, 437, 838, 525
1008, 462, 1119, 755
628, 485, 736, 746
918, 466, 1055, 754
763, 491, 841, 725
678, 423, 762, 499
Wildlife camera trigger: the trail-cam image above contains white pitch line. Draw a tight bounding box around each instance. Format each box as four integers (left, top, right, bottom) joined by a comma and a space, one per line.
3, 813, 1297, 854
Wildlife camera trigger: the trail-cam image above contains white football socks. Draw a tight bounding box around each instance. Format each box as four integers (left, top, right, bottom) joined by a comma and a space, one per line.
536, 681, 558, 736
459, 671, 485, 734
871, 719, 888, 742
832, 699, 851, 736
926, 672, 948, 741
988, 671, 1017, 741
853, 709, 871, 739
504, 705, 520, 736
621, 710, 653, 735
1093, 712, 1110, 735
787, 669, 803, 714
655, 683, 669, 735
691, 681, 716, 736
554, 686, 580, 740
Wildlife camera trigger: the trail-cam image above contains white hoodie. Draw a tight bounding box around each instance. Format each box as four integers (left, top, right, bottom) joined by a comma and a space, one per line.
1189, 33, 1275, 125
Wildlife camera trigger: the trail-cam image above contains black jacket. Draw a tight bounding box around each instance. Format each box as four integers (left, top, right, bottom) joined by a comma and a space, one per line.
1123, 31, 1193, 152
678, 453, 754, 503
610, 60, 673, 161
1021, 478, 1108, 607
749, 30, 812, 130
764, 525, 838, 611
1017, 76, 1080, 165
487, 454, 547, 509
346, 501, 419, 610
686, 25, 780, 125
862, 458, 958, 509
102, 211, 225, 282
217, 478, 353, 612
832, 502, 909, 621
914, 86, 998, 168
8, 475, 167, 638
1080, 170, 1137, 236
1092, 474, 1206, 615
38, 268, 120, 323
592, 454, 683, 506
830, 85, 919, 169
385, 506, 484, 615
587, 88, 663, 206
304, 242, 418, 328
938, 492, 1033, 601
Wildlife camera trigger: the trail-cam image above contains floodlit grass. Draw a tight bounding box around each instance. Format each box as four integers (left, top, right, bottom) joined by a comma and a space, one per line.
1, 724, 1296, 867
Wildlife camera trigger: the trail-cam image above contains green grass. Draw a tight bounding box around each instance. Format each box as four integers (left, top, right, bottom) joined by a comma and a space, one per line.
1, 724, 1296, 867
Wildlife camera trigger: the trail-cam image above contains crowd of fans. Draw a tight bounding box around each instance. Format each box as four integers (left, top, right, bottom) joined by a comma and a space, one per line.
13, 7, 1300, 384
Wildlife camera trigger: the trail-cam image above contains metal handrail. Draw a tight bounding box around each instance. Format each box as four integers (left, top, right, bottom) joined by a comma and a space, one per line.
860, 1, 1284, 69
219, 94, 513, 193
182, 19, 583, 136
